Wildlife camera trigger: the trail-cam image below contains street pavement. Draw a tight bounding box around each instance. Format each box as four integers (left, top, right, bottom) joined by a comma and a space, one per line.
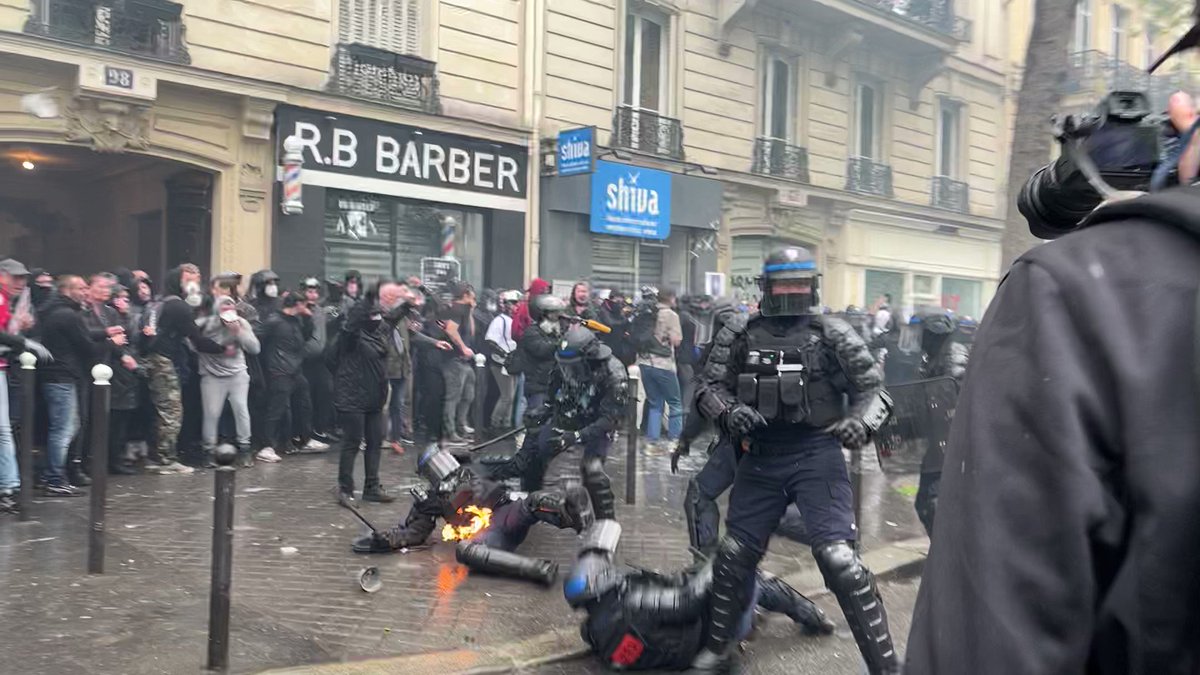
0, 434, 925, 675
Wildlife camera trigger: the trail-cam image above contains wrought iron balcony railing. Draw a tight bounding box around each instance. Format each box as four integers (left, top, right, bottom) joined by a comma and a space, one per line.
25, 0, 190, 63
1065, 50, 1196, 112
846, 156, 894, 197
931, 175, 969, 213
328, 43, 440, 114
612, 105, 685, 160
855, 0, 971, 41
751, 138, 810, 182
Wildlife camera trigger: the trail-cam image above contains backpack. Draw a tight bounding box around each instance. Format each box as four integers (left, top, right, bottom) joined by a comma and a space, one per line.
631, 304, 671, 357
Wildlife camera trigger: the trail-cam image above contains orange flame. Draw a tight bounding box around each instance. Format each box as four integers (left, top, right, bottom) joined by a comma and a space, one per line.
441, 505, 493, 541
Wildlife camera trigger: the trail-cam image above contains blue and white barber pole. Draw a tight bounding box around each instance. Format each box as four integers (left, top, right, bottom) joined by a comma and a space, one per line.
281, 135, 304, 215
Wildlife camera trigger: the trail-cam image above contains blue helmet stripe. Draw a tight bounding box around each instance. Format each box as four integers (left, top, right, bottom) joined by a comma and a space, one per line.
763, 261, 816, 272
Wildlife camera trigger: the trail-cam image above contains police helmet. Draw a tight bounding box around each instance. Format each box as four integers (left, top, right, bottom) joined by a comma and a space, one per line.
530, 294, 568, 322
556, 325, 612, 381
759, 247, 820, 317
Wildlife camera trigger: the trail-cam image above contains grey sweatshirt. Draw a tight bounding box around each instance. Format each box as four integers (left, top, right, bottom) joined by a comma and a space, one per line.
196, 314, 261, 378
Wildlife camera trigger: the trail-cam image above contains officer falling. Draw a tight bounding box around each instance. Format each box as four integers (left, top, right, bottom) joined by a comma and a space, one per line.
689, 246, 897, 674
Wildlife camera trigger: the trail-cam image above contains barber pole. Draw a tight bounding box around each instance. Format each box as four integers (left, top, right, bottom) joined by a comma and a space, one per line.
281, 136, 304, 215
441, 215, 456, 259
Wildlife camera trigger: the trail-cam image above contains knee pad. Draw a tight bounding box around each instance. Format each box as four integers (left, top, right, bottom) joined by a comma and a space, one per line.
714, 534, 761, 577
812, 541, 868, 595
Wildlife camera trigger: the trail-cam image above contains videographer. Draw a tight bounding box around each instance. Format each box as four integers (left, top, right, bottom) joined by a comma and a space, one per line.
907, 92, 1200, 673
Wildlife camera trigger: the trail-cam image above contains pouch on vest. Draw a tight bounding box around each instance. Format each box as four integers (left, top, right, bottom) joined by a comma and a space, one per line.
757, 375, 780, 419
738, 373, 757, 406
779, 371, 805, 407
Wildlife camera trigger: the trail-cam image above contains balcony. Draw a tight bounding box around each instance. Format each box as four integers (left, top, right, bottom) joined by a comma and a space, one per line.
328, 43, 440, 114
1065, 50, 1196, 112
855, 0, 970, 41
751, 138, 810, 182
25, 0, 190, 64
931, 176, 969, 213
612, 105, 685, 160
845, 157, 894, 198
745, 0, 968, 56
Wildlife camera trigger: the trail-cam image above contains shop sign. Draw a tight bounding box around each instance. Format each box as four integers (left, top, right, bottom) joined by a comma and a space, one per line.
276, 107, 528, 199
556, 126, 594, 176
420, 257, 461, 301
589, 160, 671, 240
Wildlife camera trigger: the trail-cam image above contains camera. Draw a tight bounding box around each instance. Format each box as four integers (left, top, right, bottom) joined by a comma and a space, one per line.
1018, 91, 1178, 239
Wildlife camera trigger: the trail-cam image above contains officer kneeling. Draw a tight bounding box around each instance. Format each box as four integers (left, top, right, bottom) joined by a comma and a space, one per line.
690, 247, 896, 674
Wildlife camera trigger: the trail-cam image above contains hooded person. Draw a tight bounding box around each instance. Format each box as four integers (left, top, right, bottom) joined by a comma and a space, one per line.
196, 295, 261, 468
248, 269, 282, 320
338, 270, 364, 319
512, 278, 550, 342
142, 264, 224, 475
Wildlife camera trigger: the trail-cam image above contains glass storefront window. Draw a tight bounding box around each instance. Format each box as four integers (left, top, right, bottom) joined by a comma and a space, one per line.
863, 269, 904, 313
324, 190, 487, 287
942, 276, 982, 319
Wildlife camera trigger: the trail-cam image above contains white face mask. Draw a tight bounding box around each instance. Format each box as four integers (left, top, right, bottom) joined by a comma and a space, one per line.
264, 283, 279, 298
219, 309, 238, 323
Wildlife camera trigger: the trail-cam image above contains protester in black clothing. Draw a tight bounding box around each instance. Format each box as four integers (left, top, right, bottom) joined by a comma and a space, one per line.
107, 286, 144, 475
300, 276, 335, 446
339, 270, 363, 319
332, 286, 395, 508
675, 297, 701, 418
510, 295, 565, 414
257, 292, 316, 462
597, 291, 635, 366
440, 282, 479, 444
248, 269, 281, 320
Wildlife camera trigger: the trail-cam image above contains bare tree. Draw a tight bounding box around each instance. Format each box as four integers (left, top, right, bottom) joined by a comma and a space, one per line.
1002, 0, 1078, 266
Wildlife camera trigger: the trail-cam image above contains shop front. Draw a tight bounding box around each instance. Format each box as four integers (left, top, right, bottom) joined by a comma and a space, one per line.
539, 154, 723, 296
271, 106, 528, 292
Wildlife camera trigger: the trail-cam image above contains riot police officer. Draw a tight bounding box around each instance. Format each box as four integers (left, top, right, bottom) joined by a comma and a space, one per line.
690, 247, 896, 674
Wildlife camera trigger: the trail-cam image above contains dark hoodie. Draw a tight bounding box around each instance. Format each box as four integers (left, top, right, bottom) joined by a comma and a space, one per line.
149, 266, 223, 383
248, 270, 281, 321
36, 292, 100, 384
331, 300, 389, 413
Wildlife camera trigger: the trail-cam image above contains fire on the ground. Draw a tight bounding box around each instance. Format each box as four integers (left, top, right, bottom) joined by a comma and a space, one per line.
442, 505, 493, 541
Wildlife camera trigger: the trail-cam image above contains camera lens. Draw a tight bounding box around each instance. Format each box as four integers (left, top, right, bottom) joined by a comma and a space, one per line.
1017, 154, 1105, 239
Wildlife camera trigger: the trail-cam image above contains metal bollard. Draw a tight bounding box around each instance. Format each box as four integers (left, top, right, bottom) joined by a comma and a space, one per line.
473, 353, 487, 435
17, 352, 36, 522
87, 364, 113, 574
207, 444, 238, 672
625, 370, 640, 505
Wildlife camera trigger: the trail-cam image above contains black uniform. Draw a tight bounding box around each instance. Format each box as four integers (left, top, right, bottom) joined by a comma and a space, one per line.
480, 325, 628, 492
691, 247, 897, 674
908, 188, 1200, 673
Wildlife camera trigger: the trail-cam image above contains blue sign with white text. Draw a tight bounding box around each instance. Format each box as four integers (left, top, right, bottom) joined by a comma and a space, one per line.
590, 160, 672, 240
557, 127, 594, 176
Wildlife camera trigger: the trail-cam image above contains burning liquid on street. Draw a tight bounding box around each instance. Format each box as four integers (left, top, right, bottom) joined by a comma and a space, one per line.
441, 505, 493, 541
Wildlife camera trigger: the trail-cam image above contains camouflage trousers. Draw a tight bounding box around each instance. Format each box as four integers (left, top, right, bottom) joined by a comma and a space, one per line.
144, 353, 182, 463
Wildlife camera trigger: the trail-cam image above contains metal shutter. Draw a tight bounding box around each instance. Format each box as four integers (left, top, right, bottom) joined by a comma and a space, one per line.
637, 241, 665, 289
591, 235, 636, 294
324, 191, 394, 282
339, 0, 420, 54
392, 203, 440, 279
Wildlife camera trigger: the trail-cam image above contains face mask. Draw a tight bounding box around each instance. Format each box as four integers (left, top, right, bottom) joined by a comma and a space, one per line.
264, 283, 278, 298
486, 302, 498, 313
185, 292, 203, 307
539, 318, 559, 335
219, 309, 238, 323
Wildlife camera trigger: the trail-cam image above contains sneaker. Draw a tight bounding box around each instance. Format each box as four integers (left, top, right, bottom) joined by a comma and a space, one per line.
153, 461, 195, 476
334, 488, 357, 509
398, 432, 415, 445
281, 444, 301, 456
0, 493, 17, 513
311, 431, 336, 445
256, 447, 283, 463
362, 487, 396, 503
304, 439, 331, 452
389, 441, 405, 455
44, 483, 85, 497
237, 453, 255, 469
459, 425, 476, 436
443, 434, 468, 446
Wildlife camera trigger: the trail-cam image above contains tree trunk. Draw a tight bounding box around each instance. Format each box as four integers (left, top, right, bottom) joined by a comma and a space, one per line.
1001, 0, 1078, 267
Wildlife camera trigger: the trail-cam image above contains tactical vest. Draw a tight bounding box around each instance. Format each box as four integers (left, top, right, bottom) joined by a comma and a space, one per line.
736, 318, 845, 427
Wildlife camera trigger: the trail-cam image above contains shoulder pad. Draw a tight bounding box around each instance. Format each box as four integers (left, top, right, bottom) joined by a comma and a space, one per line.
713, 314, 748, 347
818, 315, 855, 336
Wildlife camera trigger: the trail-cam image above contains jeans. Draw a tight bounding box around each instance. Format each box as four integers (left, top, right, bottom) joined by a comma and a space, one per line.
513, 374, 526, 427
266, 372, 311, 450
200, 371, 251, 451
640, 364, 682, 441
441, 359, 475, 435
0, 371, 16, 492
386, 377, 408, 442
42, 382, 79, 487
337, 409, 383, 495
489, 365, 515, 428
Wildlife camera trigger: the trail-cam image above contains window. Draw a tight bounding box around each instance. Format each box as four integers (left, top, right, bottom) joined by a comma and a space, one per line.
1073, 0, 1092, 52
855, 82, 881, 159
761, 54, 795, 141
937, 101, 961, 178
1110, 4, 1126, 62
864, 269, 904, 313
339, 0, 421, 55
623, 7, 669, 113
942, 277, 982, 318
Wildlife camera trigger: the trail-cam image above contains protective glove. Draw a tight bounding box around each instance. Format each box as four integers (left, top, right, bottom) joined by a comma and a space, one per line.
523, 406, 552, 428
670, 439, 690, 475
825, 418, 869, 450
721, 404, 767, 437
548, 430, 580, 454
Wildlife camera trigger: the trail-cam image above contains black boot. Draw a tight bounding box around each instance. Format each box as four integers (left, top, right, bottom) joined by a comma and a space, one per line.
68, 460, 91, 487
756, 573, 835, 635
814, 541, 901, 675
690, 536, 761, 673
362, 486, 396, 503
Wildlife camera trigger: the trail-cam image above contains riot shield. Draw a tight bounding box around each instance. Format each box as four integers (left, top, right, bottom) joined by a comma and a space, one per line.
875, 376, 960, 475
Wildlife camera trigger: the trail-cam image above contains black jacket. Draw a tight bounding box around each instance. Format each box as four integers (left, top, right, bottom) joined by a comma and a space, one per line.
258, 312, 313, 378
598, 304, 636, 366
332, 304, 389, 413
83, 304, 141, 410
907, 206, 1200, 674
149, 268, 223, 375
36, 294, 99, 384
514, 322, 559, 396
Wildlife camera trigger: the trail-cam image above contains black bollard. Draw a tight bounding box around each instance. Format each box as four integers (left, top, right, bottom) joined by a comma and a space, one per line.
625, 370, 639, 505
17, 351, 36, 522
207, 444, 238, 672
473, 354, 487, 436
87, 364, 113, 574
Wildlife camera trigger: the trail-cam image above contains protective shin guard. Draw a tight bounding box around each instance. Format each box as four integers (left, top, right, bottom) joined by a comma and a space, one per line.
581, 456, 616, 521
756, 573, 834, 635
455, 541, 559, 586
684, 479, 721, 556
813, 541, 900, 674
703, 536, 762, 656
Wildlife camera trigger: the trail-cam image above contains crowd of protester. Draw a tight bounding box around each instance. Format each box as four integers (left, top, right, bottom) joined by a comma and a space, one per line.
0, 257, 747, 514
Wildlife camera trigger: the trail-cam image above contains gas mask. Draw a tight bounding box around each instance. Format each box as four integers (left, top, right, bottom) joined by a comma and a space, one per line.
184, 282, 203, 308
264, 283, 279, 299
